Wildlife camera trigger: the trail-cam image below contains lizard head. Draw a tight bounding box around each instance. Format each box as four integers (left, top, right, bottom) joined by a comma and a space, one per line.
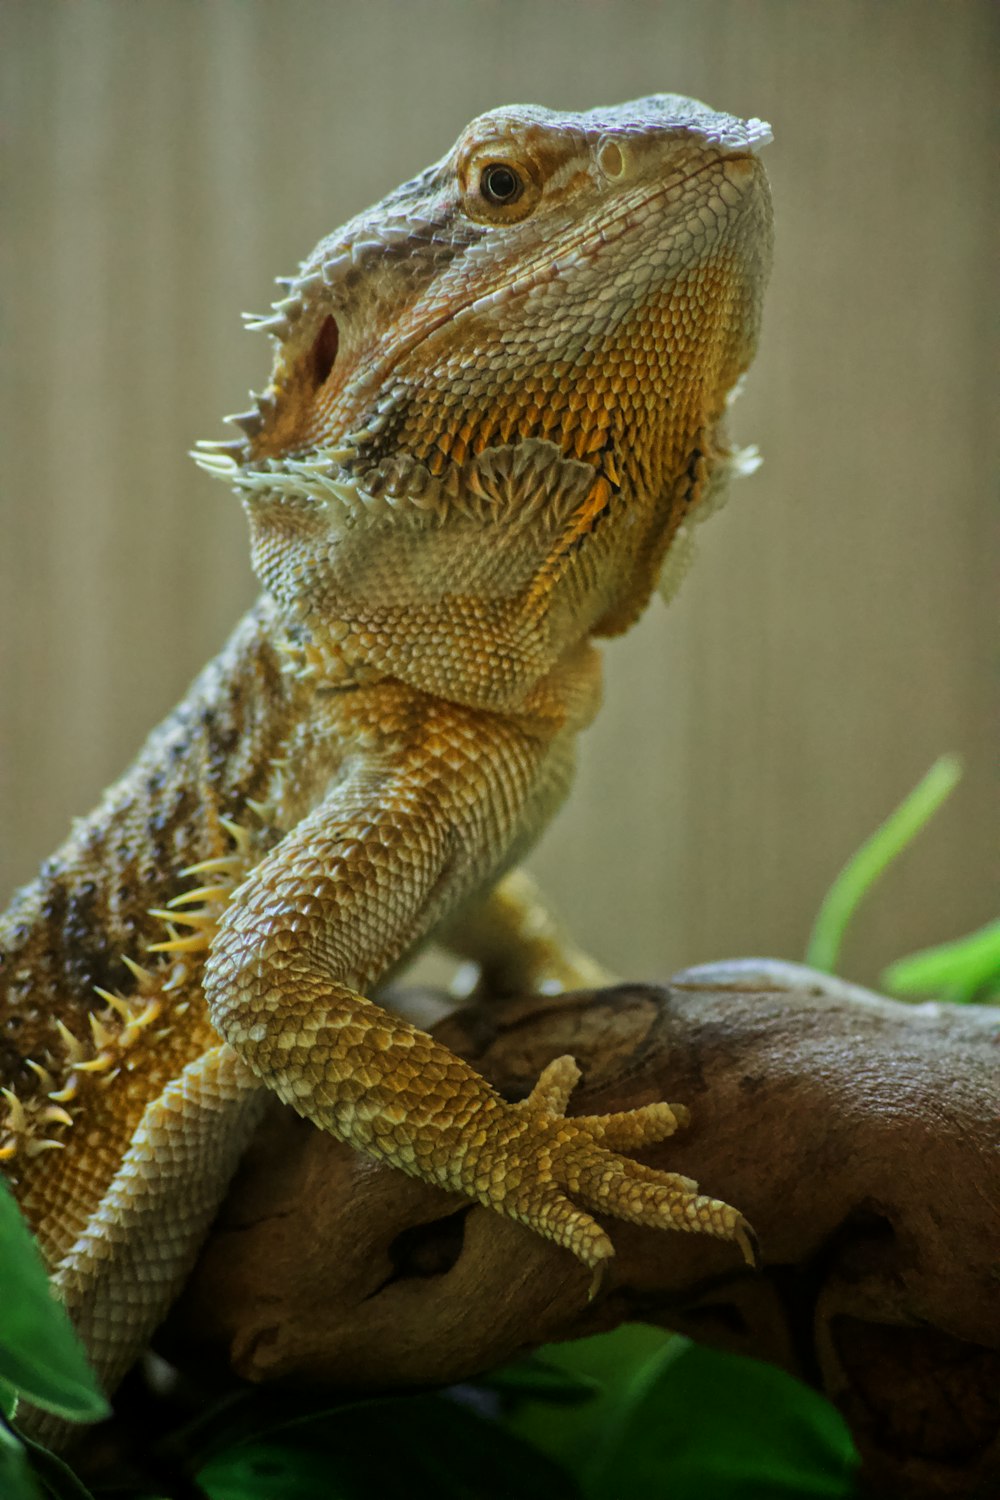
195, 96, 772, 709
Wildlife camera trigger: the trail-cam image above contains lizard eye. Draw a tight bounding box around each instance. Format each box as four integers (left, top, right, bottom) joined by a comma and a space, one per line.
480, 163, 524, 205
460, 150, 539, 224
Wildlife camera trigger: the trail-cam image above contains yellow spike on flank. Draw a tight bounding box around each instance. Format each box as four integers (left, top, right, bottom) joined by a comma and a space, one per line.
38, 1105, 74, 1129
25, 1059, 54, 1091
75, 1053, 115, 1074
25, 1137, 65, 1157
180, 854, 242, 878
245, 798, 271, 821
0, 1142, 18, 1161
55, 1019, 87, 1065
121, 954, 153, 985
168, 885, 229, 908
219, 816, 252, 852
148, 907, 215, 931
121, 999, 163, 1048
1, 1088, 27, 1133
89, 1013, 117, 1051
94, 986, 134, 1022
148, 932, 211, 955
49, 1077, 79, 1104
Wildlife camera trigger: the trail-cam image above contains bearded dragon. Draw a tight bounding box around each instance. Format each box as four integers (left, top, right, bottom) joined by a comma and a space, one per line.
0, 94, 773, 1419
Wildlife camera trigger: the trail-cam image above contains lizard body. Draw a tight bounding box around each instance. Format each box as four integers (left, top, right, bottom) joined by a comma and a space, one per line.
1, 95, 772, 1416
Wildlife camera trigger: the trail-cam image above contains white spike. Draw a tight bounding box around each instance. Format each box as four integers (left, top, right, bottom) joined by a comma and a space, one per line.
25, 1060, 54, 1091
242, 312, 291, 335
74, 1051, 114, 1074
161, 963, 189, 994
121, 954, 153, 985
180, 854, 242, 878
38, 1104, 74, 1129
88, 1013, 117, 1051
55, 1019, 87, 1065
148, 907, 215, 931
322, 253, 350, 283
25, 1137, 65, 1157
94, 986, 135, 1022
193, 437, 245, 459
1, 1088, 27, 1133
168, 885, 229, 908
219, 816, 252, 853
191, 450, 240, 478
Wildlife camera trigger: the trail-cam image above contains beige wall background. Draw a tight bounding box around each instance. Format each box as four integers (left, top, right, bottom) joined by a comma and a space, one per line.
1, 1, 996, 990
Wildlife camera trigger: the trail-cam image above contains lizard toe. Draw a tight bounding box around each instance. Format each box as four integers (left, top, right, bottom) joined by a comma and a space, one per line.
572, 1099, 691, 1150
509, 1181, 615, 1272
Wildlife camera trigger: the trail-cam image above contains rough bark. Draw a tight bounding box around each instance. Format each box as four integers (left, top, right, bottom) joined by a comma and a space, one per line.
168, 961, 1000, 1500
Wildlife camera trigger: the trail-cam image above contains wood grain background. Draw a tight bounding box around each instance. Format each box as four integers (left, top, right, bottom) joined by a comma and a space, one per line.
2, 1, 996, 989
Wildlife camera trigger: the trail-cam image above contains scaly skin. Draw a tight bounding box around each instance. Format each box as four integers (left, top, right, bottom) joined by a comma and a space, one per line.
0, 95, 772, 1414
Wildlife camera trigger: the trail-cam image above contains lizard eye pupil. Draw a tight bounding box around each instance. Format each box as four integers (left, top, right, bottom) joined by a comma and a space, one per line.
480, 164, 522, 205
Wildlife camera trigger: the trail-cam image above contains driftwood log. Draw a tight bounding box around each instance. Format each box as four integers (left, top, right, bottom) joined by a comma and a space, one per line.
167, 961, 999, 1500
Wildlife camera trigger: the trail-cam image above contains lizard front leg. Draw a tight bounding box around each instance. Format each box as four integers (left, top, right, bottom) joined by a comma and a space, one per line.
203, 687, 754, 1280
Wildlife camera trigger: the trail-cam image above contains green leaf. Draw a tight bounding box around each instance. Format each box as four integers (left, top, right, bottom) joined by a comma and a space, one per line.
200, 1392, 580, 1500
160, 1386, 362, 1471
502, 1323, 677, 1480
503, 1330, 858, 1498
0, 1414, 44, 1500
0, 1177, 110, 1422
587, 1341, 858, 1499
481, 1351, 601, 1403
806, 754, 962, 974
199, 1442, 350, 1500
14, 1429, 97, 1500
884, 917, 1000, 1004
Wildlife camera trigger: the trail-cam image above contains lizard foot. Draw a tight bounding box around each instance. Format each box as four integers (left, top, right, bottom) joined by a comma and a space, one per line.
480, 1055, 756, 1291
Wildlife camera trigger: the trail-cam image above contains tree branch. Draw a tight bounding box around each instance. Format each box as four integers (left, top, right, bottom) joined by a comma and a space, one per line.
168, 962, 1000, 1500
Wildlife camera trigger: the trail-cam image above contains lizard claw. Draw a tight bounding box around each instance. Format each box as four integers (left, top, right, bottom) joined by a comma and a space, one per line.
485, 1054, 755, 1280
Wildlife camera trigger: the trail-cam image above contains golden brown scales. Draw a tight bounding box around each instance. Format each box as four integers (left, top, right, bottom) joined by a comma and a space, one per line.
0, 95, 772, 1425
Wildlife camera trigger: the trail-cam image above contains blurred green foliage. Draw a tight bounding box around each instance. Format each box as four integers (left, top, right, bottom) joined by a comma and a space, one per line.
0, 1174, 108, 1499
502, 1327, 858, 1499
806, 753, 998, 1003
806, 754, 962, 975
884, 917, 1000, 1004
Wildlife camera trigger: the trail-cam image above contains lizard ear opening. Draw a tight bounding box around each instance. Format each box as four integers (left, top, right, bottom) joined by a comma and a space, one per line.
307, 314, 339, 393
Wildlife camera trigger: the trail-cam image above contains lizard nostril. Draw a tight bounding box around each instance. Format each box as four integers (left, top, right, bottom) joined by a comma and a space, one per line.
308, 314, 339, 392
